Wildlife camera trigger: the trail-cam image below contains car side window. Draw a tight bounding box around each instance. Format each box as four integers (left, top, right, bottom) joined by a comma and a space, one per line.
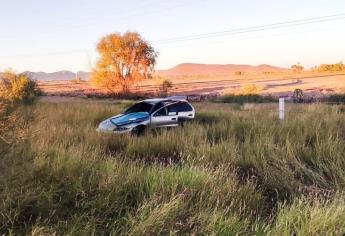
152, 102, 163, 113
168, 102, 193, 113
154, 107, 167, 117
167, 103, 179, 113
179, 102, 193, 112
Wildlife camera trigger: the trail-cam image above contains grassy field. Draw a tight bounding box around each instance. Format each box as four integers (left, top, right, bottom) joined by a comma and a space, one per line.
1, 100, 345, 235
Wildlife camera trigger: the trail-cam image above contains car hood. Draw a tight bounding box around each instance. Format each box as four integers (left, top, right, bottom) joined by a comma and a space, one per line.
110, 112, 149, 126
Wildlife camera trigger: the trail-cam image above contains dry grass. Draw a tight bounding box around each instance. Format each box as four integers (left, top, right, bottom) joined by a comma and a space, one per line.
1, 100, 345, 235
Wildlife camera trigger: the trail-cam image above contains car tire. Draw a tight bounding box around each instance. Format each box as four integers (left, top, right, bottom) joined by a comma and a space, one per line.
131, 125, 146, 136
178, 118, 186, 127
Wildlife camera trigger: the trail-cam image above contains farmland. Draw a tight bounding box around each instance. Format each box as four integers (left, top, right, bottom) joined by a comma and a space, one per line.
37, 72, 345, 98
1, 99, 345, 235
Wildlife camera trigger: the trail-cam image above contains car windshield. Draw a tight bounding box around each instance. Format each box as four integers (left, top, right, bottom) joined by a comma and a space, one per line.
124, 102, 153, 114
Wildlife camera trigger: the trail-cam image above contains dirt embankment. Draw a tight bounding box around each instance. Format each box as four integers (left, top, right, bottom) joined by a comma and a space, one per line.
38, 72, 345, 100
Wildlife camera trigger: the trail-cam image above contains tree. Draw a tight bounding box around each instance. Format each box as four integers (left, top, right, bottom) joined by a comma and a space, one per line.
293, 88, 304, 103
91, 32, 158, 94
291, 63, 304, 73
317, 62, 345, 72
0, 71, 40, 104
157, 79, 173, 97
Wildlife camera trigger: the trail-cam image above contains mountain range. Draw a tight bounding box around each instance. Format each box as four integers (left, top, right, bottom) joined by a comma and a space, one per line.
156, 63, 288, 77
23, 71, 90, 81
1, 63, 288, 81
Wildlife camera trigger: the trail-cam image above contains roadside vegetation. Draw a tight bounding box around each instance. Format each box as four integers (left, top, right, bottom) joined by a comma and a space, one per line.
0, 71, 40, 104
312, 61, 345, 72
291, 63, 304, 73
156, 79, 173, 97
220, 84, 277, 103
1, 99, 345, 235
326, 94, 345, 104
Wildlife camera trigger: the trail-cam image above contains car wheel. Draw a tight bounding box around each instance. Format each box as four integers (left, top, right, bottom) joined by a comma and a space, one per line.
178, 118, 186, 127
131, 125, 146, 136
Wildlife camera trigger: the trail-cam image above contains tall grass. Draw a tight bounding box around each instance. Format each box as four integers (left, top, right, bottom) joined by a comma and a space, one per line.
1, 100, 345, 235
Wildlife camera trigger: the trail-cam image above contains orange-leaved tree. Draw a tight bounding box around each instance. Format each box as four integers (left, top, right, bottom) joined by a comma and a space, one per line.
291, 62, 304, 73
91, 32, 158, 94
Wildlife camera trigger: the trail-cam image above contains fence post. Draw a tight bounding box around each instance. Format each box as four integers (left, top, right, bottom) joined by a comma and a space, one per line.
279, 97, 285, 120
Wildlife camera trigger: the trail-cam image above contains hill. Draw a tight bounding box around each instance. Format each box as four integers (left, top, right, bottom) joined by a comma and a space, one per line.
22, 71, 90, 81
156, 63, 288, 77
1, 63, 287, 81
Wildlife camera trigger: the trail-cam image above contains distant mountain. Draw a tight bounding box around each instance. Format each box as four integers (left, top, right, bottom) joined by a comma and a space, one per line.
22, 71, 91, 81
0, 63, 288, 81
156, 63, 288, 77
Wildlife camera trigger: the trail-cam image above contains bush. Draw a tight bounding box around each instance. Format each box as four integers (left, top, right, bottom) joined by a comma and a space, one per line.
326, 94, 345, 104
293, 89, 304, 103
156, 79, 173, 97
0, 71, 40, 104
235, 71, 244, 75
241, 84, 263, 95
221, 94, 277, 104
291, 63, 304, 73
317, 62, 345, 72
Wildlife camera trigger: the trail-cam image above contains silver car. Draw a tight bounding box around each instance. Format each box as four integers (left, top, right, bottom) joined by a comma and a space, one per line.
97, 97, 195, 134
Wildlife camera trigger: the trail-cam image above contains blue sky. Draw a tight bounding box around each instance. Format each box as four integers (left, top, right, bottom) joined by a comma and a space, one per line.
1, 0, 345, 72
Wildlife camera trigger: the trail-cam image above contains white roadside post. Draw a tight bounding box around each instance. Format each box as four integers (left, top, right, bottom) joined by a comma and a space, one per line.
279, 97, 285, 121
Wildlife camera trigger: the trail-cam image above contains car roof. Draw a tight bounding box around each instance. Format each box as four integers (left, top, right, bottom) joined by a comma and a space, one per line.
143, 97, 188, 105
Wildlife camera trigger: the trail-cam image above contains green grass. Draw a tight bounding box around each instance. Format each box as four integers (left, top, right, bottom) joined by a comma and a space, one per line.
1, 100, 345, 235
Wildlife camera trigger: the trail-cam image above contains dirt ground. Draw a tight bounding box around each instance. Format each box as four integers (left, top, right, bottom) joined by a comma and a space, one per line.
38, 72, 345, 98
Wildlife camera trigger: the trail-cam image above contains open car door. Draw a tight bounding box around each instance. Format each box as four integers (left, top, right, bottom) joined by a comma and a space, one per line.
151, 107, 178, 127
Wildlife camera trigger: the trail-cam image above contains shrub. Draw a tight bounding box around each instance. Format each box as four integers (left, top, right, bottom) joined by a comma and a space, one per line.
0, 71, 40, 104
156, 79, 173, 97
293, 89, 304, 103
235, 71, 244, 75
291, 63, 304, 73
240, 84, 263, 95
317, 62, 345, 72
221, 94, 277, 104
220, 84, 270, 104
326, 94, 345, 104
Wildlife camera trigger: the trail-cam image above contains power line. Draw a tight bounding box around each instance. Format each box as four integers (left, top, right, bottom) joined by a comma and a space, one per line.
154, 13, 345, 44
0, 49, 93, 59
154, 26, 337, 51
0, 0, 207, 40
1, 13, 345, 58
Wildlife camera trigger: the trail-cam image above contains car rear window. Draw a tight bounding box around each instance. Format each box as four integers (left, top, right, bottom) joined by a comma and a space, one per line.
168, 102, 193, 113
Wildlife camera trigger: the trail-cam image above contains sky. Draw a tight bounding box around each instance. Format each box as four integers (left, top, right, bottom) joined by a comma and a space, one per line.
0, 0, 345, 72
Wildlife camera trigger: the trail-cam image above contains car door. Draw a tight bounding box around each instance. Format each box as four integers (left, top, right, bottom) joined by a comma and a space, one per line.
151, 106, 178, 127
168, 102, 195, 120
176, 102, 195, 119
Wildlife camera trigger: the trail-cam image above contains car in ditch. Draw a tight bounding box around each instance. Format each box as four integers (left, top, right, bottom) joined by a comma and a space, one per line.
96, 97, 195, 134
